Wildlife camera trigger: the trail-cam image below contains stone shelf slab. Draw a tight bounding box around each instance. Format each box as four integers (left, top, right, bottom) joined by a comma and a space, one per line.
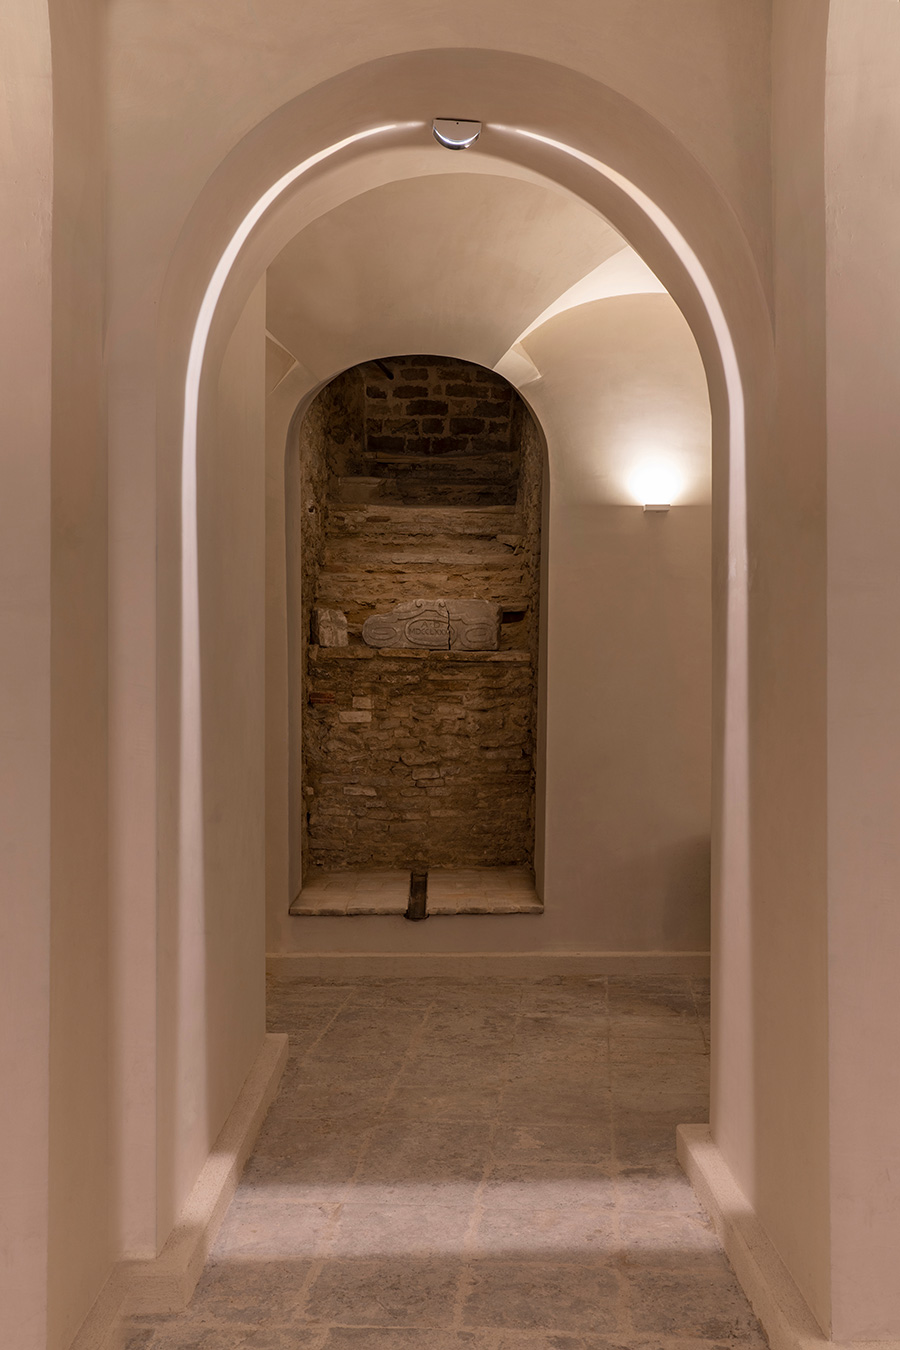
309, 645, 530, 662
290, 869, 409, 916
428, 866, 542, 915
289, 867, 542, 917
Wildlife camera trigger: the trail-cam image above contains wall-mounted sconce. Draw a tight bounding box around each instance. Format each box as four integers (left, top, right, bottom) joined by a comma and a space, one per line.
432, 118, 482, 150
627, 460, 683, 514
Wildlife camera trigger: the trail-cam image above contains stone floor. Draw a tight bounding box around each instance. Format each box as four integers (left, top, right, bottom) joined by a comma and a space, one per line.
125, 976, 766, 1350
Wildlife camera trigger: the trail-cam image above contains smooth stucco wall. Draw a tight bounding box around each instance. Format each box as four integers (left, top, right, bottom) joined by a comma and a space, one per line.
824, 2, 900, 1337
0, 6, 54, 1347
156, 281, 267, 1239
709, 0, 832, 1329
46, 1, 110, 1346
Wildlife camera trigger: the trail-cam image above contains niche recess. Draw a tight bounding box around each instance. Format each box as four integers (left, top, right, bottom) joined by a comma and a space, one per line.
290, 355, 543, 916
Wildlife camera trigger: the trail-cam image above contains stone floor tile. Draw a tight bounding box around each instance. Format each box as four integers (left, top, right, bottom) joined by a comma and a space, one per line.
470, 1200, 617, 1263
380, 1081, 503, 1120
613, 1165, 704, 1215
292, 1051, 409, 1084
126, 1327, 325, 1350
354, 1119, 493, 1193
609, 1020, 707, 1042
493, 1121, 614, 1167
321, 1330, 489, 1349
211, 1197, 339, 1260
268, 1074, 396, 1120
612, 1104, 704, 1166
304, 1258, 463, 1327
330, 1199, 473, 1257
461, 1262, 622, 1333
616, 1211, 726, 1270
505, 1060, 612, 1093
186, 1258, 315, 1323
252, 1111, 376, 1156
624, 1270, 763, 1338
394, 1058, 507, 1088
491, 1338, 628, 1350
612, 1091, 708, 1124
609, 1063, 709, 1094
628, 1335, 767, 1350
607, 981, 697, 1021
499, 1082, 613, 1124
483, 1163, 617, 1210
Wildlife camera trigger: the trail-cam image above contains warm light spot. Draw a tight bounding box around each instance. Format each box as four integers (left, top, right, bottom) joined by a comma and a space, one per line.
626, 458, 684, 507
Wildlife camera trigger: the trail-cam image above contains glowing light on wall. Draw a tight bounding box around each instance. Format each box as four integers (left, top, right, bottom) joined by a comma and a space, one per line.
627, 458, 684, 510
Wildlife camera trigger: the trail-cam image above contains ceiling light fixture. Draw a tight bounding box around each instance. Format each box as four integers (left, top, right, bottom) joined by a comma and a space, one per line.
432, 118, 482, 150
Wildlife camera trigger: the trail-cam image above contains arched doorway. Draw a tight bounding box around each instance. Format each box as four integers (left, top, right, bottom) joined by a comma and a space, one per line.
146, 47, 772, 1281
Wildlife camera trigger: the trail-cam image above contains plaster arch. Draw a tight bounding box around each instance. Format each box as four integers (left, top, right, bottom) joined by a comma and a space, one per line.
148, 45, 775, 1254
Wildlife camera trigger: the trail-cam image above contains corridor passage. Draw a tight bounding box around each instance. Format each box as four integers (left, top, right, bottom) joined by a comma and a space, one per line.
125, 977, 765, 1349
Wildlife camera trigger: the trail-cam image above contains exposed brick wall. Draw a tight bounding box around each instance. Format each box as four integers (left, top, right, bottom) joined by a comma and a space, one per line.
348, 355, 519, 504
295, 355, 543, 877
304, 648, 535, 869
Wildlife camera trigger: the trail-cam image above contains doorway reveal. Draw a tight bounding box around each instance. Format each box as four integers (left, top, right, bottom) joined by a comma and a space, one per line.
290, 354, 543, 917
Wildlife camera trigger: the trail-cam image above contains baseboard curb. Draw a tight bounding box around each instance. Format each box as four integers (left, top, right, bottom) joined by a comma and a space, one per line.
677, 1125, 900, 1350
70, 1032, 288, 1348
266, 950, 710, 979
124, 1031, 289, 1315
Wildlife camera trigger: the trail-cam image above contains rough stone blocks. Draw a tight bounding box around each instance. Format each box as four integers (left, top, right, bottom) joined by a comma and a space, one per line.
312, 607, 348, 647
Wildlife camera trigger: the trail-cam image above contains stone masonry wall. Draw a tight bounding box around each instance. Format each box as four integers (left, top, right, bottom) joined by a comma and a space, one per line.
297, 355, 542, 876
304, 648, 535, 869
342, 355, 519, 504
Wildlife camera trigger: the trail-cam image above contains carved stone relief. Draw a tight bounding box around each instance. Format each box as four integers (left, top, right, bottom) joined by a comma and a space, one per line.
361, 598, 501, 651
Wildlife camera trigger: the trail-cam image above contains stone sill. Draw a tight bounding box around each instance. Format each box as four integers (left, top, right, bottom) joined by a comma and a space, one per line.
289, 900, 544, 916
310, 645, 530, 662
289, 867, 542, 917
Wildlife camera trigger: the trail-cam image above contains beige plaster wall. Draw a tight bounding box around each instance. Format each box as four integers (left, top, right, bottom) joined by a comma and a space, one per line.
106, 1, 771, 307
0, 6, 54, 1346
707, 0, 833, 1330
824, 2, 900, 1338
529, 295, 712, 951
156, 281, 268, 1240
0, 2, 112, 1347
46, 1, 111, 1344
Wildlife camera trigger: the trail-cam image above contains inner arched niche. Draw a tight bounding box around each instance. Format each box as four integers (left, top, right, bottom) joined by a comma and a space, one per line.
289, 353, 544, 915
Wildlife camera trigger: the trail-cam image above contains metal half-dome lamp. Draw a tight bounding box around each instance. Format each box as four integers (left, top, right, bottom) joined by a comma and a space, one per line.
432, 118, 482, 150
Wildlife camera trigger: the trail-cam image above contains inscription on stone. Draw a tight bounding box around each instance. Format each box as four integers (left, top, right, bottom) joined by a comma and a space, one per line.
361, 598, 500, 651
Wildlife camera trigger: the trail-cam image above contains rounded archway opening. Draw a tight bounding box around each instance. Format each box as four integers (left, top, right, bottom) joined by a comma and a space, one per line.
287, 353, 545, 918
153, 57, 773, 1227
